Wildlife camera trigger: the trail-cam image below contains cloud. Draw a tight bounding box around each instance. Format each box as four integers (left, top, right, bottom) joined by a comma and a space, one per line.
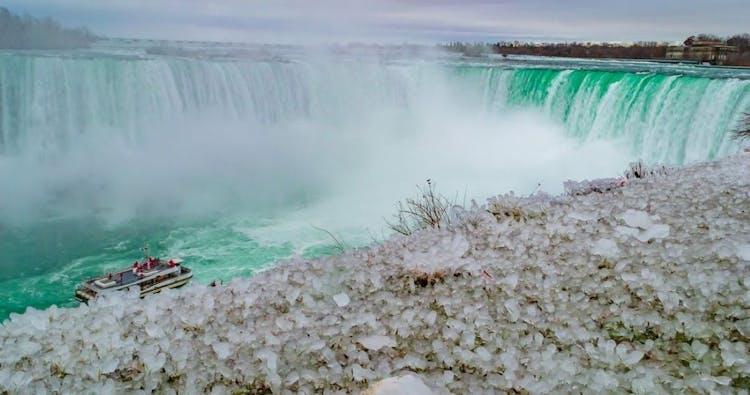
3, 0, 749, 44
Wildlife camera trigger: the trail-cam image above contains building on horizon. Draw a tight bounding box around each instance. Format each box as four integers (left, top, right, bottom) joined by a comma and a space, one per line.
666, 37, 737, 65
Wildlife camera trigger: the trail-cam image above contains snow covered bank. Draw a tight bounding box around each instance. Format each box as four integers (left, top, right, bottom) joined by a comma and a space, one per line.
1, 155, 749, 394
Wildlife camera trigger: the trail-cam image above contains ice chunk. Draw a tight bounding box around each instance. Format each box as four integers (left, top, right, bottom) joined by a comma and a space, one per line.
700, 376, 732, 385
618, 348, 644, 366
475, 346, 492, 362
460, 329, 476, 348
145, 322, 164, 338
592, 238, 620, 258
616, 210, 669, 242
26, 309, 48, 331
504, 300, 521, 322
363, 374, 434, 395
10, 372, 32, 388
738, 244, 750, 261
691, 340, 709, 359
425, 311, 437, 326
140, 345, 166, 372
333, 292, 350, 307
620, 210, 653, 229
257, 349, 278, 372
635, 224, 669, 242
569, 211, 598, 221
212, 342, 232, 360
358, 335, 396, 351
16, 341, 41, 356
720, 341, 747, 367
99, 358, 119, 374
505, 273, 519, 290
403, 233, 469, 272
615, 226, 640, 238
352, 364, 376, 381
265, 333, 281, 346
591, 369, 619, 390
442, 370, 454, 384
275, 317, 293, 331
630, 373, 658, 394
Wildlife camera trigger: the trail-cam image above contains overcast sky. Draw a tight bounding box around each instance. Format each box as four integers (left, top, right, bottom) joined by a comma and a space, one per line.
4, 0, 749, 44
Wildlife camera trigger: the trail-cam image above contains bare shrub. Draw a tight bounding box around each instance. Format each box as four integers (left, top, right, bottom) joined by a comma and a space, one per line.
564, 178, 625, 196
735, 113, 750, 140
385, 180, 452, 236
563, 161, 670, 196
624, 161, 670, 179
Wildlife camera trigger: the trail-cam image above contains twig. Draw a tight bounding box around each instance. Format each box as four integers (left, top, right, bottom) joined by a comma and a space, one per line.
310, 225, 346, 253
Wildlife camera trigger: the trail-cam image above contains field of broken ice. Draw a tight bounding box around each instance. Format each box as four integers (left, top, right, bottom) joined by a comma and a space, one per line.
2, 154, 750, 394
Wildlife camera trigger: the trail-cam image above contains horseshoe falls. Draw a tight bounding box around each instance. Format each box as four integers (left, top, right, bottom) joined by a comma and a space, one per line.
1, 43, 748, 319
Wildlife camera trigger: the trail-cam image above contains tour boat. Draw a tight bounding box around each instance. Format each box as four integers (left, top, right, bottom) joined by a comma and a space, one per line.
74, 254, 193, 302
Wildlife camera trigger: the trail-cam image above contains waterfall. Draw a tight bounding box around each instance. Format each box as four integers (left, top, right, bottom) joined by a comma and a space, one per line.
0, 50, 747, 226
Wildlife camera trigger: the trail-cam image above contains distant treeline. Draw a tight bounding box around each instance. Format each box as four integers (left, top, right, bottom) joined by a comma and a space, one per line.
0, 7, 98, 49
492, 41, 669, 59
724, 34, 750, 66
441, 33, 750, 66
440, 41, 669, 59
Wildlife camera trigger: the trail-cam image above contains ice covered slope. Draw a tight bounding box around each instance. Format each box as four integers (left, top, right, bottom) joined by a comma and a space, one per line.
1, 154, 749, 394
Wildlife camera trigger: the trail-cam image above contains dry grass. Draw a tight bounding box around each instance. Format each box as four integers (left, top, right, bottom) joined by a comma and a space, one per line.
386, 180, 452, 236
488, 203, 527, 223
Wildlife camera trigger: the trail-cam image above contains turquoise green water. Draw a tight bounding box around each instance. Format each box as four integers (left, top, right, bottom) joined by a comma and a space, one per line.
0, 217, 344, 317
1, 42, 748, 320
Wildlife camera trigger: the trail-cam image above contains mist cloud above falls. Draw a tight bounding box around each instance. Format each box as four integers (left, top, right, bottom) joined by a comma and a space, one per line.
0, 54, 631, 231
0, 116, 343, 225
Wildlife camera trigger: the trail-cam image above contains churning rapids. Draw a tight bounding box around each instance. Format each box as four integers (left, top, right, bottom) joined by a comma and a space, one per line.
0, 40, 748, 322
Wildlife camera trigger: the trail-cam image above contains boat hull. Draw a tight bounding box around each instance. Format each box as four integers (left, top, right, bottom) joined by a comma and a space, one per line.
74, 265, 193, 303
